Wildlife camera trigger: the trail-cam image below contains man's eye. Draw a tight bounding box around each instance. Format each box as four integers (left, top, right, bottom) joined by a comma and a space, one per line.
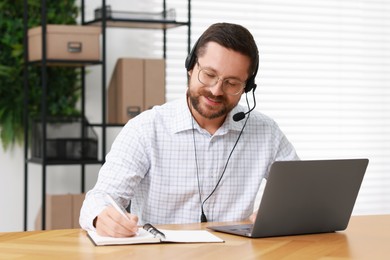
204, 71, 216, 78
225, 80, 240, 87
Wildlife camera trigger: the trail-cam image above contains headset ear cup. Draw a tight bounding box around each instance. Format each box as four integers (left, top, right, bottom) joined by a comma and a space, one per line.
185, 52, 195, 71
245, 76, 255, 93
185, 38, 200, 71
245, 56, 259, 92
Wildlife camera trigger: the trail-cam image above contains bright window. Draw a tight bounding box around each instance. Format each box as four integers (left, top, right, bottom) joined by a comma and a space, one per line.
157, 0, 390, 215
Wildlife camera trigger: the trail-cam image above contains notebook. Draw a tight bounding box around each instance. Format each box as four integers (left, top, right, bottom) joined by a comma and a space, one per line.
208, 158, 369, 238
87, 225, 224, 246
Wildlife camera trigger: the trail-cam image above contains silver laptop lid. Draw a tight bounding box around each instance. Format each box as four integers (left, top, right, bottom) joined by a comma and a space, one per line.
251, 159, 369, 238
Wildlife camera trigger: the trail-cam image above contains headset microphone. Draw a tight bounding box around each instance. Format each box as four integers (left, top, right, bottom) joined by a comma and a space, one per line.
233, 85, 257, 122
233, 111, 248, 122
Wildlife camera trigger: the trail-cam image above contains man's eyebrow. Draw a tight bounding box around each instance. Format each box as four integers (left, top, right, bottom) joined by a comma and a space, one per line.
200, 65, 245, 81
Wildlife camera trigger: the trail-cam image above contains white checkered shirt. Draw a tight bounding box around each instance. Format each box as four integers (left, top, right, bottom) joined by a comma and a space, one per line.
80, 97, 298, 230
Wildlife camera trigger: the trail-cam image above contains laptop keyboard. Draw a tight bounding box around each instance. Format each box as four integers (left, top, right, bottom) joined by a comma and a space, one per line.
226, 224, 253, 232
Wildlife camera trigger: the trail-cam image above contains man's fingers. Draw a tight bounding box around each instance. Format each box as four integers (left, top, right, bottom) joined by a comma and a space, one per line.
95, 206, 139, 237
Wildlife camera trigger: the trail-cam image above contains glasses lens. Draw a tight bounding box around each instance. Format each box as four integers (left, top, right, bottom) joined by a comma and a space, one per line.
198, 69, 218, 86
198, 68, 244, 95
222, 79, 245, 95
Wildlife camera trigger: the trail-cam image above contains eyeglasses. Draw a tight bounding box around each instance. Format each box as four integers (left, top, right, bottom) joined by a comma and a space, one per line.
197, 62, 246, 96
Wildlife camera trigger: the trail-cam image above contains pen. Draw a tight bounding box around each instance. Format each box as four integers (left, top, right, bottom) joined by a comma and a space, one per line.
105, 194, 131, 221
143, 223, 166, 240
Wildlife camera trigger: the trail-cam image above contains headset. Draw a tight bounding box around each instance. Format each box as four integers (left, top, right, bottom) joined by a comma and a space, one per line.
186, 38, 259, 222
185, 38, 259, 94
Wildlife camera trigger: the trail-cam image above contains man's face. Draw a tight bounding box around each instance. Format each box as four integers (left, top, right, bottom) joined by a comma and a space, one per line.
187, 42, 251, 121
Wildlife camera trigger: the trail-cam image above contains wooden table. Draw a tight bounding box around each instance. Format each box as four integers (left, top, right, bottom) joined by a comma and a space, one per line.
0, 215, 389, 259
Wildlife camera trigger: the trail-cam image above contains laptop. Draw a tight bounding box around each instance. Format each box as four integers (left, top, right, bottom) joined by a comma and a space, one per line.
208, 158, 369, 238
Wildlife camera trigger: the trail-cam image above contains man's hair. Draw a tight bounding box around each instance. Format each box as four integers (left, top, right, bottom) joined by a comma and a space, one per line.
195, 22, 259, 77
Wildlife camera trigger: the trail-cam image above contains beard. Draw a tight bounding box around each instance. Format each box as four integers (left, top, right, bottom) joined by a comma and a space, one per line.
188, 87, 236, 120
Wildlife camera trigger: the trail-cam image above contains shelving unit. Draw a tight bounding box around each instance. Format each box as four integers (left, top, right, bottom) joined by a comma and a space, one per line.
23, 0, 191, 231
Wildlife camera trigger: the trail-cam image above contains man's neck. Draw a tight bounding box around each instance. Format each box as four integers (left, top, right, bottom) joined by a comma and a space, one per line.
191, 110, 226, 135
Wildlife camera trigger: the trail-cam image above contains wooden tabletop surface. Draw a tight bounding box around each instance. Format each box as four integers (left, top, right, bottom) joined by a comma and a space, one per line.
0, 214, 389, 259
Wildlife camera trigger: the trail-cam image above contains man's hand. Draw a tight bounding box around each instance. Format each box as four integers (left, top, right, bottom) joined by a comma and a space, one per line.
95, 206, 139, 238
249, 211, 257, 223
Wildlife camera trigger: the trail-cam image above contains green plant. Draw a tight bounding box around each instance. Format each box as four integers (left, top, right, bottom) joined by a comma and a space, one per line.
0, 0, 80, 150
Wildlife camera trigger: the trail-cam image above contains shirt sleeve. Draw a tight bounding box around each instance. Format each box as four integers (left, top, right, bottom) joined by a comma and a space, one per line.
79, 113, 151, 230
264, 119, 299, 179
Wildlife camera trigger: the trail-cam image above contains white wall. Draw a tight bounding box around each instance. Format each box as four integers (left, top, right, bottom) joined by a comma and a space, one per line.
0, 146, 24, 231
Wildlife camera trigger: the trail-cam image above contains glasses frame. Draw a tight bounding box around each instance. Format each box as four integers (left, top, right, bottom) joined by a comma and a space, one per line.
196, 62, 246, 96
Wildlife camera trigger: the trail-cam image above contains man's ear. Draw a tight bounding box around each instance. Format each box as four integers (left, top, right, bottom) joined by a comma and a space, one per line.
187, 69, 193, 82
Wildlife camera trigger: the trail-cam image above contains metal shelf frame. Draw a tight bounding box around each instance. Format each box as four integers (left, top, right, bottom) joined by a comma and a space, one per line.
23, 0, 191, 231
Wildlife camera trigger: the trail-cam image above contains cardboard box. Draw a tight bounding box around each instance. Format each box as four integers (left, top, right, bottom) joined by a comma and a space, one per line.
144, 59, 166, 110
108, 58, 165, 124
72, 193, 86, 229
28, 25, 101, 61
35, 193, 85, 230
108, 59, 144, 124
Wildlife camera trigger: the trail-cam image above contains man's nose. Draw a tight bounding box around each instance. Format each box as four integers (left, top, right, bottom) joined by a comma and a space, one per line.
208, 79, 224, 96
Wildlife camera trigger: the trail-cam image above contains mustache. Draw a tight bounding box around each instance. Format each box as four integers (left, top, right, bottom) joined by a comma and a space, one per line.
199, 88, 226, 103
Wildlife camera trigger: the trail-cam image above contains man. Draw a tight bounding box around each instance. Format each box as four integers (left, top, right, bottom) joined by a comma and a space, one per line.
80, 22, 298, 237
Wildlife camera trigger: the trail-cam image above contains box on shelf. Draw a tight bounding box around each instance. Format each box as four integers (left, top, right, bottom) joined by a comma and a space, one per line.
108, 58, 166, 124
72, 193, 86, 228
28, 25, 101, 62
31, 117, 98, 161
35, 193, 86, 230
144, 59, 166, 111
94, 5, 176, 21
